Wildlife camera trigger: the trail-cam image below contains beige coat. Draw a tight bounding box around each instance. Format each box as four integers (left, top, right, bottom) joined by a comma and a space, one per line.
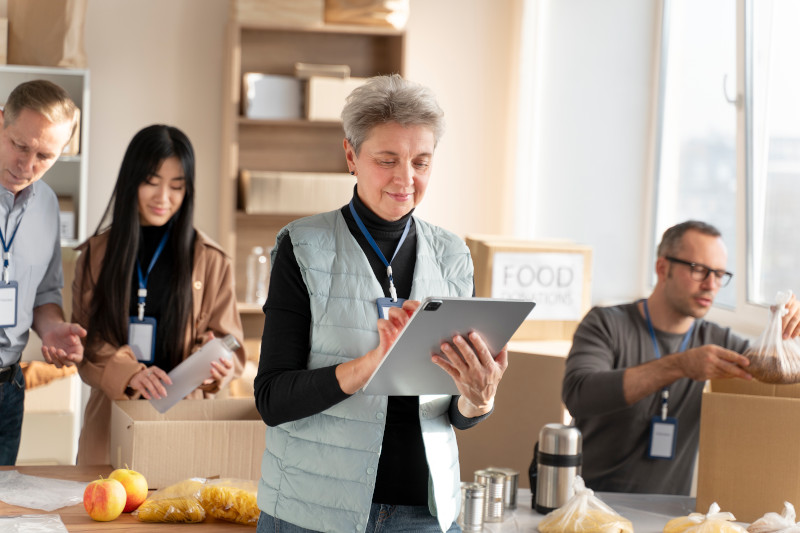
72, 230, 245, 465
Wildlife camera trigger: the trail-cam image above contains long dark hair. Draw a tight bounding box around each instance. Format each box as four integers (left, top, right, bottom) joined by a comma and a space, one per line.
87, 125, 196, 369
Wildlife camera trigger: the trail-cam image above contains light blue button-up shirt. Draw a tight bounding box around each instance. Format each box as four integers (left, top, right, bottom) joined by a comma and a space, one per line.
0, 180, 63, 367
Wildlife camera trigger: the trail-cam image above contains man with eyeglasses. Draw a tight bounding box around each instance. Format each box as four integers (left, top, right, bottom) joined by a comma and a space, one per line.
561, 220, 800, 496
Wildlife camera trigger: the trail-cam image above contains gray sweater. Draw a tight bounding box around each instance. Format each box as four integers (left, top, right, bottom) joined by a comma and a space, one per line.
561, 302, 749, 495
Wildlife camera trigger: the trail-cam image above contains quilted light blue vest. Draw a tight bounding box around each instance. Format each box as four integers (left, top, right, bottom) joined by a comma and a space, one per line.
257, 209, 474, 533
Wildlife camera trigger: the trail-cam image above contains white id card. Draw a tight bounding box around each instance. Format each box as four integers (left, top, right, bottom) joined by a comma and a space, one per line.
128, 316, 157, 363
0, 281, 18, 327
648, 416, 678, 460
376, 297, 406, 320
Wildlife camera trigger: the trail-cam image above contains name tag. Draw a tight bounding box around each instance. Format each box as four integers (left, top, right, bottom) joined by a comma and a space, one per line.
648, 416, 678, 460
0, 281, 18, 328
376, 297, 406, 320
128, 316, 157, 363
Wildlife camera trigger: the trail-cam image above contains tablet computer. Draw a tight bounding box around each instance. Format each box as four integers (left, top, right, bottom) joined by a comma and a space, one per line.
362, 296, 536, 396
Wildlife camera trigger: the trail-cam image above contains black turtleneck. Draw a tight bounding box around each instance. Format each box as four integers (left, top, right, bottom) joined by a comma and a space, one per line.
254, 189, 482, 507
129, 224, 176, 372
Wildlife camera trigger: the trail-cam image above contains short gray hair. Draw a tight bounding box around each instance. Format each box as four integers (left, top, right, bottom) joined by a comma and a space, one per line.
341, 74, 444, 154
656, 220, 722, 257
3, 80, 78, 139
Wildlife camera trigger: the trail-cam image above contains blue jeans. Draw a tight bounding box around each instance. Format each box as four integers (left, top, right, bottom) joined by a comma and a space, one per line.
257, 504, 461, 533
0, 365, 25, 466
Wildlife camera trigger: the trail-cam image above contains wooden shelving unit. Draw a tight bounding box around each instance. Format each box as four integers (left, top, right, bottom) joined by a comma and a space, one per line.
218, 21, 405, 345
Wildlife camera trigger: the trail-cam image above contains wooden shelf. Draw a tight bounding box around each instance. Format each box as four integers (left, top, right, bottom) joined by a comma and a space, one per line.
238, 117, 341, 128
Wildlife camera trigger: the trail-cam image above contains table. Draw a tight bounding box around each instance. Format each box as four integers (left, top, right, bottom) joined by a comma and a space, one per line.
0, 465, 247, 531
483, 488, 697, 533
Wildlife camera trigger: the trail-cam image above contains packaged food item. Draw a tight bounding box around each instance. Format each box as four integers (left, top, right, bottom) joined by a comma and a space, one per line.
537, 476, 633, 533
744, 291, 800, 384
135, 478, 206, 523
748, 502, 800, 533
664, 503, 747, 533
199, 478, 259, 526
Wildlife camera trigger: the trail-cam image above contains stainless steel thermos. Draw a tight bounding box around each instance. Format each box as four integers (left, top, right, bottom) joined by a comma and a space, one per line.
529, 423, 582, 514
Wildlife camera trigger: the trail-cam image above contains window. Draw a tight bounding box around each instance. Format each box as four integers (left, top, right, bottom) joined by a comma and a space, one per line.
653, 0, 800, 328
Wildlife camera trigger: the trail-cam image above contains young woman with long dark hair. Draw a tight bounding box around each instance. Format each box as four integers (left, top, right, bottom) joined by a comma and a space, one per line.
73, 124, 245, 465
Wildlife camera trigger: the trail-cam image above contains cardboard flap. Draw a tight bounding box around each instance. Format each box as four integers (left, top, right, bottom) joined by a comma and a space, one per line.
710, 378, 800, 398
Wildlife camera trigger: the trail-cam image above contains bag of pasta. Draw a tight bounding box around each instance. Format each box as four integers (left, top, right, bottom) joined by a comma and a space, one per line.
664, 503, 747, 533
743, 291, 800, 384
134, 478, 206, 523
199, 478, 259, 526
538, 476, 633, 533
748, 502, 800, 533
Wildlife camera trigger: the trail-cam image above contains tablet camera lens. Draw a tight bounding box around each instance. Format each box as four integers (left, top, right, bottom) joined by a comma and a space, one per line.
424, 300, 442, 311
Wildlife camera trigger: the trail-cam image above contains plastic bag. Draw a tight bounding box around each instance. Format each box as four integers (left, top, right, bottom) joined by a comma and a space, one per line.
664, 503, 747, 533
748, 502, 800, 533
538, 476, 633, 533
198, 478, 259, 526
134, 478, 207, 523
0, 470, 86, 511
0, 515, 68, 532
743, 291, 800, 384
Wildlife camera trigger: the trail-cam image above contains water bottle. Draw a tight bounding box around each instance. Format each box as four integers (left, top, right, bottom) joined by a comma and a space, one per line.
246, 246, 269, 305
149, 334, 241, 413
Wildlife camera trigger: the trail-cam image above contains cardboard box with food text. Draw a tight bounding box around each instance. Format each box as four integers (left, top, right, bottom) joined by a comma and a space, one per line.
696, 379, 800, 522
466, 235, 592, 341
110, 399, 265, 489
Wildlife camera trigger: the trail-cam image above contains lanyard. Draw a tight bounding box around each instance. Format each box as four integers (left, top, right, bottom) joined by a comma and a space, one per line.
642, 299, 695, 420
0, 215, 24, 284
135, 229, 170, 320
349, 199, 411, 302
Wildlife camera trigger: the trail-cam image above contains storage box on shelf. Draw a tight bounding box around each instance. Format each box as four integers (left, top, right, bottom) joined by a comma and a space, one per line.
219, 20, 404, 349
696, 379, 800, 522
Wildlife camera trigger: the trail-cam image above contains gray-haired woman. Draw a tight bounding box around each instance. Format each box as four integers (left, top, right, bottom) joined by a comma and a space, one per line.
254, 74, 507, 533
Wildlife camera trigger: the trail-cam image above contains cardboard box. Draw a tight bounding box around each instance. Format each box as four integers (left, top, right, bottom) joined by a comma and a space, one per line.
696, 380, 800, 522
0, 18, 7, 65
110, 399, 265, 489
239, 169, 353, 215
242, 73, 303, 120
58, 196, 75, 241
465, 235, 592, 341
306, 76, 367, 121
232, 0, 324, 28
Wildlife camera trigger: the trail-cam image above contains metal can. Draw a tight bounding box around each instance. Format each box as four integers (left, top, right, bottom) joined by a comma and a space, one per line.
474, 469, 505, 523
458, 482, 485, 532
490, 467, 519, 510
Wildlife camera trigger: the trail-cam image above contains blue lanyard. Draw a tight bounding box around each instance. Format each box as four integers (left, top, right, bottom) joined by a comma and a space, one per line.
135, 229, 170, 320
642, 298, 695, 419
349, 199, 411, 302
0, 216, 24, 283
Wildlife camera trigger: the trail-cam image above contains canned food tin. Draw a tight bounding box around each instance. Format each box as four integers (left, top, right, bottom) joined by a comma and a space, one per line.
474, 469, 505, 523
491, 467, 519, 510
458, 482, 485, 532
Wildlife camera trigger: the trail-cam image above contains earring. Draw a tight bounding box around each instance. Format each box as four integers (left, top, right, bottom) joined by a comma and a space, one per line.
350, 171, 355, 176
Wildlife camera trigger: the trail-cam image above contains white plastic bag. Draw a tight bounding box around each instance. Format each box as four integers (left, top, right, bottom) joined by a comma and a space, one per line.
537, 476, 633, 533
0, 515, 68, 533
664, 503, 747, 533
0, 471, 86, 512
748, 502, 800, 533
744, 291, 800, 384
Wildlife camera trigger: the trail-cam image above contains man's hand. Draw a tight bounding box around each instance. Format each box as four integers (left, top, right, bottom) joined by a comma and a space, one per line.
41, 322, 87, 368
674, 345, 751, 381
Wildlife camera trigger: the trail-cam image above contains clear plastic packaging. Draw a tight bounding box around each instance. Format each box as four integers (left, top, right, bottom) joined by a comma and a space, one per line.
664, 502, 748, 533
149, 334, 241, 413
198, 478, 259, 526
748, 502, 800, 533
135, 478, 207, 523
537, 476, 633, 533
744, 291, 800, 384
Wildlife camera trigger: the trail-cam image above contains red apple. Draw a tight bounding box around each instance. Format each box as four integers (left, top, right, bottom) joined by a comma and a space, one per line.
109, 467, 149, 512
83, 477, 126, 521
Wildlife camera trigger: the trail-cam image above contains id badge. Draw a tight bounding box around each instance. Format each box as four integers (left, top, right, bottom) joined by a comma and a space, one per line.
128, 316, 157, 363
376, 297, 406, 320
648, 416, 678, 460
0, 280, 18, 328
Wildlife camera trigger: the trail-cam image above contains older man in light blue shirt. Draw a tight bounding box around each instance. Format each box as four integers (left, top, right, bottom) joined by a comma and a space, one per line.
0, 80, 87, 465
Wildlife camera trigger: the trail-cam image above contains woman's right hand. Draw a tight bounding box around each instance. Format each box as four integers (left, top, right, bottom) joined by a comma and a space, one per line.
335, 300, 420, 395
127, 366, 172, 400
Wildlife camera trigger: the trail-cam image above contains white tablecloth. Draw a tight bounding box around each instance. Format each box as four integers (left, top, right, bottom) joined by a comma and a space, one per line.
481, 488, 697, 533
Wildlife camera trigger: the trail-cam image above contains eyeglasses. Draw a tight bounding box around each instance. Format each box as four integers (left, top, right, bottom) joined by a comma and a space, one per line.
665, 256, 733, 287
